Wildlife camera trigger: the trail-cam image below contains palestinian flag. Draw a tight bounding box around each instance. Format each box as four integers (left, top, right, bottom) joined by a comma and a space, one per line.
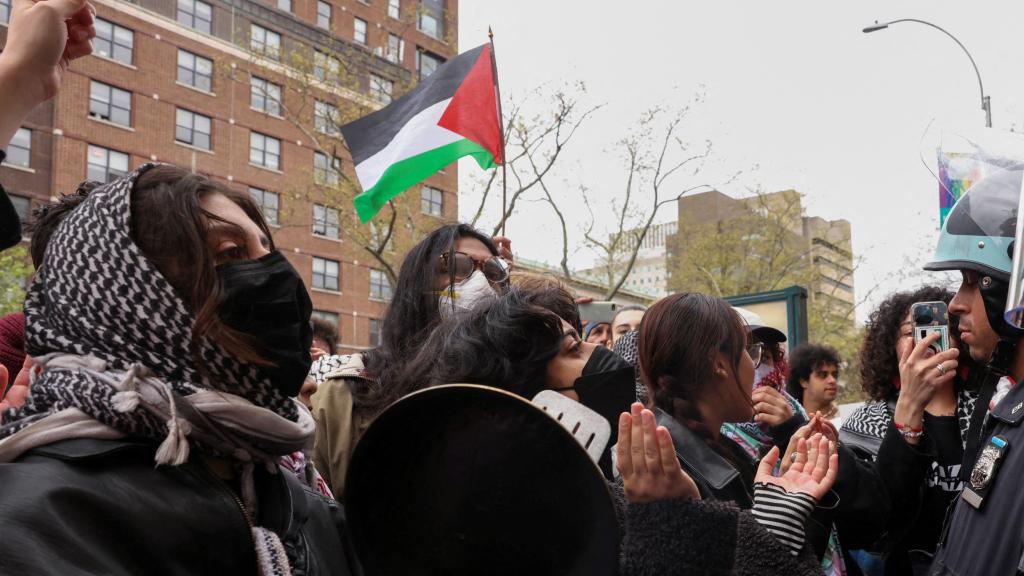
341, 43, 503, 222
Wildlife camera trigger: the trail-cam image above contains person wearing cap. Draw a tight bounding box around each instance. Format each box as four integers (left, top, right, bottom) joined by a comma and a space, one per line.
724, 307, 806, 460
917, 167, 1024, 575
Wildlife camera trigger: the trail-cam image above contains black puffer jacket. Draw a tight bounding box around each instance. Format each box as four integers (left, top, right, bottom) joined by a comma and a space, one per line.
0, 438, 361, 576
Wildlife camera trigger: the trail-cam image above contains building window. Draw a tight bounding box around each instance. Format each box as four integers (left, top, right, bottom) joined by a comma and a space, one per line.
312, 257, 340, 291
250, 77, 281, 115
277, 0, 291, 12
6, 128, 31, 168
175, 108, 212, 150
249, 187, 279, 226
387, 0, 399, 19
87, 145, 129, 183
314, 50, 340, 82
9, 195, 29, 223
313, 204, 340, 239
250, 132, 281, 170
315, 100, 339, 135
387, 33, 404, 63
369, 75, 393, 104
316, 0, 331, 29
353, 17, 367, 44
314, 152, 341, 185
368, 318, 382, 346
88, 81, 132, 126
250, 24, 281, 61
94, 19, 134, 65
0, 0, 10, 24
177, 49, 213, 93
176, 0, 212, 33
418, 0, 443, 39
369, 269, 392, 300
421, 186, 442, 216
417, 49, 444, 80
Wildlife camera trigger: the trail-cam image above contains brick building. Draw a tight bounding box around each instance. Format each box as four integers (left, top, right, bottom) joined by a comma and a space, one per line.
0, 0, 459, 354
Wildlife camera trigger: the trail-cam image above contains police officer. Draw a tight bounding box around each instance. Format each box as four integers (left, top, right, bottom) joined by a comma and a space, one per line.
924, 167, 1024, 575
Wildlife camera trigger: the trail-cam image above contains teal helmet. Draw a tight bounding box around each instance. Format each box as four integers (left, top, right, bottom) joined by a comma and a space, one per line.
924, 167, 1023, 280
925, 166, 1024, 341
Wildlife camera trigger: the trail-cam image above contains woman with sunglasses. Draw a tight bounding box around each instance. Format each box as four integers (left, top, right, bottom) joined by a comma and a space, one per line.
310, 223, 511, 497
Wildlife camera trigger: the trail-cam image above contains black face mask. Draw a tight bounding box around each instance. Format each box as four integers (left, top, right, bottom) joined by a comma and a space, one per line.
217, 251, 313, 397
554, 346, 637, 479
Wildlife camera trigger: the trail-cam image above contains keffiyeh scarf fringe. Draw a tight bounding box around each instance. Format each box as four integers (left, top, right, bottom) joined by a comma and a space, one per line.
0, 353, 312, 575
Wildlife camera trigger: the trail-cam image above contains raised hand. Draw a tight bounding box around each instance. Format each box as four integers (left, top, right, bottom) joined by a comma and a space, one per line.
752, 385, 795, 427
894, 332, 959, 444
616, 402, 700, 503
758, 433, 837, 502
1, 0, 95, 110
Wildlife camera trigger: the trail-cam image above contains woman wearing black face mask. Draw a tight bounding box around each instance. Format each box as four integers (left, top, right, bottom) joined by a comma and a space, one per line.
396, 289, 836, 575
0, 13, 356, 571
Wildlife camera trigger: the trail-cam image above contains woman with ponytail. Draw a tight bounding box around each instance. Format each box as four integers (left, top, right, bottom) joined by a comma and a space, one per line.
638, 293, 767, 504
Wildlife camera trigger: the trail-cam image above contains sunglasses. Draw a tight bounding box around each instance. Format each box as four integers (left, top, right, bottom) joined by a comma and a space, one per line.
439, 251, 510, 284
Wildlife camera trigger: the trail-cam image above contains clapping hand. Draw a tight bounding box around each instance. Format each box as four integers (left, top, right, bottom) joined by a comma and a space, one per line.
780, 413, 837, 474
757, 433, 838, 501
616, 403, 700, 503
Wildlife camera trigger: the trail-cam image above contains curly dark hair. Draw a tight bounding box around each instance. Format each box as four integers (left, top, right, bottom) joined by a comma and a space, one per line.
858, 286, 953, 402
786, 343, 842, 403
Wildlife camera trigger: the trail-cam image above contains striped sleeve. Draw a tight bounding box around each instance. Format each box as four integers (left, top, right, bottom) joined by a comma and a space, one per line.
751, 482, 815, 556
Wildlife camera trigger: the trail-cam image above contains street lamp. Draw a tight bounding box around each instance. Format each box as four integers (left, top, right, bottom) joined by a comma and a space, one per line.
863, 19, 992, 128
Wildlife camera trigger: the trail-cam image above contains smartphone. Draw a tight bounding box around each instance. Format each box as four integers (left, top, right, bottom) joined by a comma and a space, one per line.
912, 301, 949, 355
579, 301, 618, 328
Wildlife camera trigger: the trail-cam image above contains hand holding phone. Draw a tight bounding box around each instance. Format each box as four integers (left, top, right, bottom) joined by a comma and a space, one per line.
912, 301, 950, 356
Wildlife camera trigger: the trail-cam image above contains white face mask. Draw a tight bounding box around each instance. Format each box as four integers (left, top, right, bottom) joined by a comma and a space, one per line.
753, 364, 774, 389
438, 270, 498, 319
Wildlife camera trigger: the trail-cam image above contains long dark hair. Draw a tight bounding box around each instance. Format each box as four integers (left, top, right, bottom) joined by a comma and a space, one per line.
129, 165, 275, 381
638, 292, 750, 465
859, 286, 954, 401
356, 223, 499, 415
394, 289, 565, 399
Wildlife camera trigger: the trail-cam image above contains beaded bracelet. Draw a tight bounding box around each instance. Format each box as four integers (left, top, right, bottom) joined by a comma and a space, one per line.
895, 421, 924, 439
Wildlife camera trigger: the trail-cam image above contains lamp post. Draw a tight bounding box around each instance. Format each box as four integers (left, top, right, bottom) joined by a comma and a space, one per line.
864, 19, 992, 128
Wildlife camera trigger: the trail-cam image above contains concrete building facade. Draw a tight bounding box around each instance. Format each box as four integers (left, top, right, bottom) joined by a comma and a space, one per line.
668, 189, 855, 322
0, 0, 459, 353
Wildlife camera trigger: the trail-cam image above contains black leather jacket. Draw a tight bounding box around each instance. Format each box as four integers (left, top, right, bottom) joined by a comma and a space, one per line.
655, 408, 755, 506
0, 438, 361, 576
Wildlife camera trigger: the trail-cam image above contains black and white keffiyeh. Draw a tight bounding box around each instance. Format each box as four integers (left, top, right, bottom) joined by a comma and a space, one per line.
3, 164, 299, 439
612, 330, 645, 403
0, 164, 310, 575
841, 388, 978, 450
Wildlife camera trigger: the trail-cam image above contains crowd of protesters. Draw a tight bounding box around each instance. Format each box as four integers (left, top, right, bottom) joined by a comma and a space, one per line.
2, 2, 1024, 575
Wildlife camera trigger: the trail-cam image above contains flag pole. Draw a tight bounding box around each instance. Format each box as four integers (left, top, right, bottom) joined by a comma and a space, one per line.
489, 26, 509, 236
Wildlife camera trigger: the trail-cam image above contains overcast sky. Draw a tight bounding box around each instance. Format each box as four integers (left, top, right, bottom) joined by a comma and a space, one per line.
456, 1, 1024, 322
